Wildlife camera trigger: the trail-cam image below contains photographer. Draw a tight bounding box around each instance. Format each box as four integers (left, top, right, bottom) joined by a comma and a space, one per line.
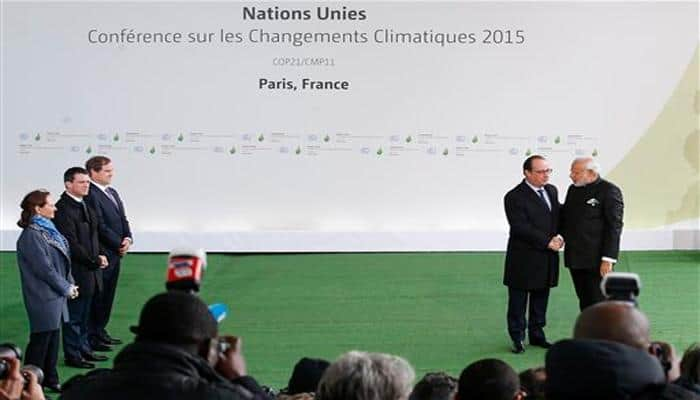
0, 356, 45, 400
60, 291, 269, 400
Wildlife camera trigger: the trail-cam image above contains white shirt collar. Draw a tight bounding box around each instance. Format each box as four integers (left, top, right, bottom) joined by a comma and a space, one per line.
524, 180, 545, 193
90, 179, 110, 193
65, 191, 84, 203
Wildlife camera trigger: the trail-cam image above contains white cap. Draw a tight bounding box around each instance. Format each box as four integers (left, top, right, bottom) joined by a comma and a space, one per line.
168, 247, 207, 269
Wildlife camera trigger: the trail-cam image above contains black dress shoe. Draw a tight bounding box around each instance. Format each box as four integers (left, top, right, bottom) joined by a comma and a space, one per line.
529, 339, 553, 349
102, 333, 122, 345
511, 341, 525, 354
90, 342, 113, 352
44, 383, 62, 393
82, 351, 109, 362
65, 358, 96, 369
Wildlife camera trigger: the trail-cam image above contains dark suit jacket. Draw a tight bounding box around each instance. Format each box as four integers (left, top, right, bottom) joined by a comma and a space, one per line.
85, 182, 132, 259
54, 192, 104, 296
503, 180, 560, 290
560, 178, 624, 270
16, 225, 74, 332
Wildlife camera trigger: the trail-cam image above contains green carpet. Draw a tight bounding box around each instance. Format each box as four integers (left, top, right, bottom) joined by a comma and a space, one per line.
1, 251, 698, 388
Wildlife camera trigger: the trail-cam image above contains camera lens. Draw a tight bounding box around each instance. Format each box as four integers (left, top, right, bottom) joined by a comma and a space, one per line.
21, 364, 44, 385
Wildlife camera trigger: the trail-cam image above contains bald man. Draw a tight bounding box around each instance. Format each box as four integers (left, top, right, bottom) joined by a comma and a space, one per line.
560, 157, 624, 311
573, 301, 650, 349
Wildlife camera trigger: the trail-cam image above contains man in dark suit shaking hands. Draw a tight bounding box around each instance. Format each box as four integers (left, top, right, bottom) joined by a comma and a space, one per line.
84, 156, 132, 347
504, 155, 561, 354
560, 157, 624, 311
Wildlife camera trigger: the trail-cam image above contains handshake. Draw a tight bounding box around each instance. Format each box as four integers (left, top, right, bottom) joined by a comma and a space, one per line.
548, 234, 565, 251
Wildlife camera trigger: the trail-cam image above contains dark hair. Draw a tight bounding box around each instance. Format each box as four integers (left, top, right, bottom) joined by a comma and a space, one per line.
85, 156, 111, 174
64, 166, 89, 183
523, 155, 546, 172
130, 291, 218, 345
518, 367, 545, 400
458, 359, 519, 400
680, 343, 700, 384
410, 372, 457, 400
18, 190, 50, 228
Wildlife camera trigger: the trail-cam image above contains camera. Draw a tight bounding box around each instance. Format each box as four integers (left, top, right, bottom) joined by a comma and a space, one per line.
217, 339, 231, 355
0, 343, 44, 385
600, 272, 641, 304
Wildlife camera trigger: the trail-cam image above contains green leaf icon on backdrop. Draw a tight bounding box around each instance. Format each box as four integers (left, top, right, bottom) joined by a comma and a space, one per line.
229, 147, 236, 154
554, 136, 561, 144
471, 135, 478, 144
406, 136, 412, 143
295, 146, 301, 155
34, 133, 41, 141
113, 133, 120, 142
525, 148, 532, 156
377, 148, 383, 155
258, 134, 264, 142
592, 149, 599, 157
177, 133, 184, 142
323, 135, 330, 142
442, 148, 449, 156
86, 146, 92, 154
149, 146, 156, 154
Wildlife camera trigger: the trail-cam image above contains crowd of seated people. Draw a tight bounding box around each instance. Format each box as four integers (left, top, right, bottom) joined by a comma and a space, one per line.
3, 269, 700, 400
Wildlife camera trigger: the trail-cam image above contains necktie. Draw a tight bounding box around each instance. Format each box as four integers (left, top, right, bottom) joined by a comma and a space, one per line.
80, 201, 91, 222
537, 189, 551, 211
105, 187, 119, 208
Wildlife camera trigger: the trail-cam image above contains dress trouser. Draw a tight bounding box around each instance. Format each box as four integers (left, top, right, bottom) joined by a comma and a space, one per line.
25, 329, 60, 385
89, 255, 120, 341
63, 293, 93, 360
507, 287, 550, 343
569, 268, 605, 311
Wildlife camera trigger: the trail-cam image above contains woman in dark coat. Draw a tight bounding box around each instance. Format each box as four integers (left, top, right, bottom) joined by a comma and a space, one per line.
16, 189, 77, 392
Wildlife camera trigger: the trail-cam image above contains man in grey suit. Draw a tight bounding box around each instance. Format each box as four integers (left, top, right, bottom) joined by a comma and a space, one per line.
85, 156, 132, 347
560, 157, 624, 311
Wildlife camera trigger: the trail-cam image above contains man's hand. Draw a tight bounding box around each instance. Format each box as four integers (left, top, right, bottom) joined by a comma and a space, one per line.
119, 238, 131, 256
215, 336, 247, 380
98, 255, 109, 269
20, 369, 45, 400
0, 357, 24, 400
599, 260, 614, 277
548, 235, 564, 251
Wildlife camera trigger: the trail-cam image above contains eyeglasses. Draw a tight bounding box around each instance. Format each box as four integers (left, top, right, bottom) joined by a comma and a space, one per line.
532, 169, 553, 174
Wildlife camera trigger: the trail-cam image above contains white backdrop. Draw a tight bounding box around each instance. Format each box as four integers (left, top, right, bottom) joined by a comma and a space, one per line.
1, 2, 698, 251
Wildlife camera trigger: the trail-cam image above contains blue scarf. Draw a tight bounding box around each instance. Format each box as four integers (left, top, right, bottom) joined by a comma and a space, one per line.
31, 215, 69, 254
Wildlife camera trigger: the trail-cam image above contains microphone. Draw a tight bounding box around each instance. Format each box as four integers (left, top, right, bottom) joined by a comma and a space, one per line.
165, 247, 207, 293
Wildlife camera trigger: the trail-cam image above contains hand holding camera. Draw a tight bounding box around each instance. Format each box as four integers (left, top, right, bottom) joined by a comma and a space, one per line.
215, 336, 247, 380
0, 344, 45, 400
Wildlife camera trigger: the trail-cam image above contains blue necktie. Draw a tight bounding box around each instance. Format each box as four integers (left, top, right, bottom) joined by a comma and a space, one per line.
105, 187, 119, 208
537, 189, 551, 211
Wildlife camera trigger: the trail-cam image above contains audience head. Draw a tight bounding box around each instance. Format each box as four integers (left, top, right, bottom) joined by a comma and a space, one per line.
85, 155, 113, 185
518, 367, 545, 400
573, 300, 651, 349
284, 357, 331, 395
522, 155, 550, 188
18, 189, 54, 227
130, 291, 219, 365
569, 157, 600, 187
680, 343, 700, 385
456, 358, 523, 400
317, 351, 415, 400
409, 372, 457, 400
63, 166, 90, 197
